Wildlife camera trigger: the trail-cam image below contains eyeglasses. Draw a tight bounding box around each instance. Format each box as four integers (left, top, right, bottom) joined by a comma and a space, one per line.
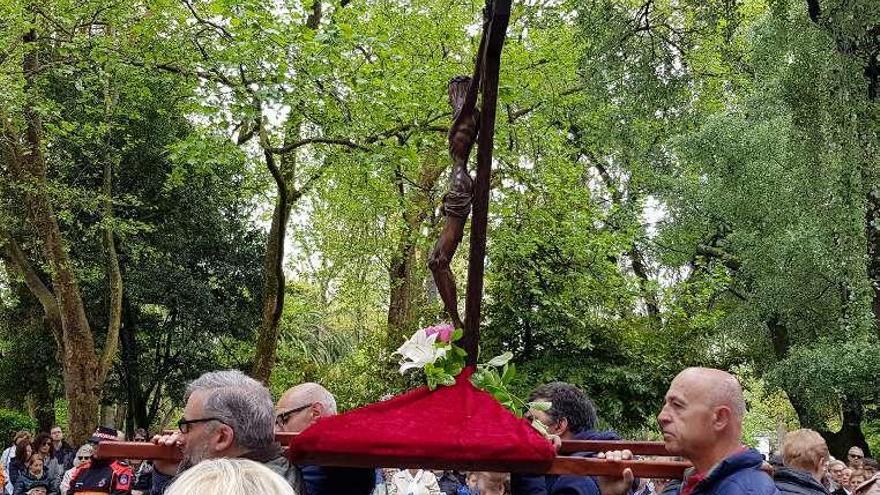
275, 404, 311, 427
177, 417, 228, 434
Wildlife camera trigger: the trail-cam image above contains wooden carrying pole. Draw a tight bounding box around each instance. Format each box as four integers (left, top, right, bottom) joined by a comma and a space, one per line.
94, 437, 690, 478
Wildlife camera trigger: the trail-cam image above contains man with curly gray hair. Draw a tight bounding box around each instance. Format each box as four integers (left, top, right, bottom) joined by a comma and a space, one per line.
149, 370, 301, 495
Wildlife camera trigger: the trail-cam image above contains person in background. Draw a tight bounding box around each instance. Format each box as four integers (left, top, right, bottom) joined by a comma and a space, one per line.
465, 473, 479, 495
848, 449, 867, 486
478, 473, 510, 495
48, 429, 74, 472
387, 469, 441, 495
774, 429, 829, 495
862, 461, 878, 481
129, 430, 152, 495
59, 445, 93, 495
164, 458, 294, 495
853, 466, 880, 495
23, 480, 49, 495
30, 435, 63, 485
830, 461, 848, 492
513, 382, 620, 495
435, 471, 464, 495
832, 469, 853, 495
67, 427, 133, 495
7, 442, 33, 492
3, 433, 32, 495
13, 455, 57, 495
849, 450, 866, 472
274, 382, 373, 495
851, 474, 869, 491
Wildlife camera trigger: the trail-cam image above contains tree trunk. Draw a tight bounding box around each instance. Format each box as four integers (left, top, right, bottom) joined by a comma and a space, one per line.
119, 297, 149, 436
2, 28, 128, 444
822, 397, 870, 459
387, 239, 417, 338
251, 187, 292, 383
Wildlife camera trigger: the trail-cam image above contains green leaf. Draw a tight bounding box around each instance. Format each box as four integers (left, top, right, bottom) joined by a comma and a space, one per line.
485, 352, 513, 368
527, 401, 552, 412
501, 363, 516, 384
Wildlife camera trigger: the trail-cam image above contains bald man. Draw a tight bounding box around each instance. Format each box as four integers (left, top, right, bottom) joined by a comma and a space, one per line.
275, 383, 338, 434
599, 368, 779, 495
275, 383, 373, 495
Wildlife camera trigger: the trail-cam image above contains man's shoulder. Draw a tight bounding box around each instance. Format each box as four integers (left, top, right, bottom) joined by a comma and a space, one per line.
714, 467, 779, 495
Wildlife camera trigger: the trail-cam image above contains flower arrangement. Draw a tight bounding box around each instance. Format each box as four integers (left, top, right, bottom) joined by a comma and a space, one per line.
395, 323, 551, 433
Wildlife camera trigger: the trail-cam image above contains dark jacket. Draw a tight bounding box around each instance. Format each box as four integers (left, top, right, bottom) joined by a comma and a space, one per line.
774, 468, 828, 495
437, 472, 464, 495
300, 465, 374, 495
52, 443, 76, 472
682, 449, 779, 495
7, 459, 27, 489
512, 430, 621, 495
13, 472, 57, 495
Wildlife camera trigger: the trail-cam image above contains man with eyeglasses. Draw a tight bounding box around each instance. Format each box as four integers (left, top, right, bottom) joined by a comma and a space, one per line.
849, 448, 866, 471
274, 383, 374, 495
149, 370, 302, 495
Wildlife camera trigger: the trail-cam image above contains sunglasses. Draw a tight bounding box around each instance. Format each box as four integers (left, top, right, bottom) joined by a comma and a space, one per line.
77, 456, 91, 461
275, 404, 311, 427
850, 454, 864, 459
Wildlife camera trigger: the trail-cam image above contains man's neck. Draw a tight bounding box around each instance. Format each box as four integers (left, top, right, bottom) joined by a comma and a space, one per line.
52, 440, 62, 448
688, 439, 742, 474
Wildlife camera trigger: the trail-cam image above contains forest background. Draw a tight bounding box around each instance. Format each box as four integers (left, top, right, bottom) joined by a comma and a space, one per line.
0, 0, 878, 459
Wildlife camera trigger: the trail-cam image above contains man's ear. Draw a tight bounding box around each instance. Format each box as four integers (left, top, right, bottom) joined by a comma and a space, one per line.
212, 423, 235, 452
556, 417, 569, 436
713, 406, 732, 431
311, 402, 324, 420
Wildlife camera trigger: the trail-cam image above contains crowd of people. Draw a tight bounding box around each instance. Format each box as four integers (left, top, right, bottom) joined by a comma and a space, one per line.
0, 367, 876, 495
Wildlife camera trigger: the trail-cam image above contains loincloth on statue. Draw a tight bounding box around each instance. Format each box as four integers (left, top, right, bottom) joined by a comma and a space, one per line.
441, 189, 473, 218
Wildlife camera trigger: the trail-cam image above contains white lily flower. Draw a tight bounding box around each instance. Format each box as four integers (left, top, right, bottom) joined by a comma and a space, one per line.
395, 329, 447, 374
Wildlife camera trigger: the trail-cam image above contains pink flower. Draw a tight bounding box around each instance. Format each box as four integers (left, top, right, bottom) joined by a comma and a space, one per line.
423, 323, 455, 343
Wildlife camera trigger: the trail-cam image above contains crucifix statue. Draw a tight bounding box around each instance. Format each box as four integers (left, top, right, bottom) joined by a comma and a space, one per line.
428, 0, 511, 364
428, 75, 480, 331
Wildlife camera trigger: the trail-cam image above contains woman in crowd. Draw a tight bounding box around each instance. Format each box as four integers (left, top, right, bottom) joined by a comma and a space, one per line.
7, 442, 32, 490
30, 436, 62, 485
476, 473, 509, 495
3, 432, 32, 495
13, 455, 57, 495
59, 445, 93, 495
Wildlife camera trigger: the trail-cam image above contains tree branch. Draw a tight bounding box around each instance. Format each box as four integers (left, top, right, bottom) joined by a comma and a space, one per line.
182, 0, 235, 40
0, 235, 63, 347
97, 67, 123, 387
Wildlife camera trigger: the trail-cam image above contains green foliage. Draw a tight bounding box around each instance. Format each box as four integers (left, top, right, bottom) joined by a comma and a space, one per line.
0, 409, 36, 445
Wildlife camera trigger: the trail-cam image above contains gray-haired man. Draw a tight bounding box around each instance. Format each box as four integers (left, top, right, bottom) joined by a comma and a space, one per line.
150, 370, 301, 495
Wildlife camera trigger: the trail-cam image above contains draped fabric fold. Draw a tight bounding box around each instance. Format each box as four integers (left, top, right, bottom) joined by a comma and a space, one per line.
288, 367, 556, 471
